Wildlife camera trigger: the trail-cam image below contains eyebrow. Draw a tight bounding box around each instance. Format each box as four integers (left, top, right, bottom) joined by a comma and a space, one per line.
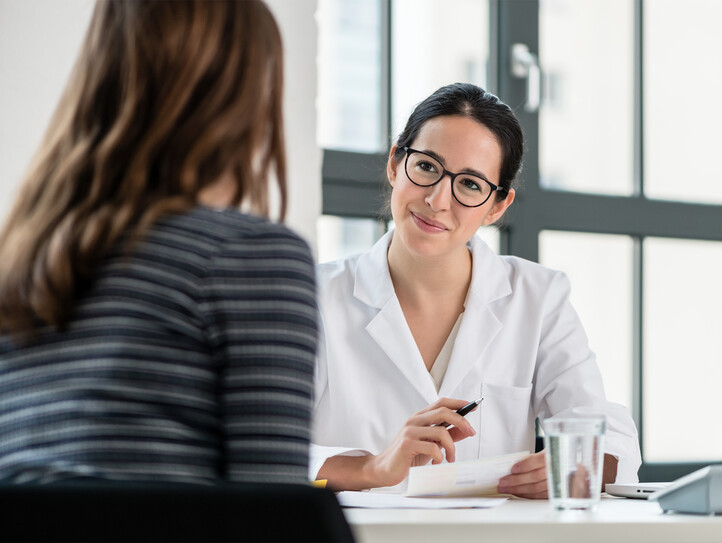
418, 148, 491, 182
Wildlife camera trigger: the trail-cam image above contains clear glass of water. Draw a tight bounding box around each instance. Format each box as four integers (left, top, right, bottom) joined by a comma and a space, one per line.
542, 417, 606, 510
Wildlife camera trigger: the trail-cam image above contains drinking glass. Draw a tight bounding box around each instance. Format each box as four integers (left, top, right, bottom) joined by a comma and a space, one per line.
543, 417, 606, 510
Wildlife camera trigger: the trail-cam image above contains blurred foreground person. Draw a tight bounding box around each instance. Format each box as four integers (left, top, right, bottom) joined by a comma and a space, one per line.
0, 0, 317, 484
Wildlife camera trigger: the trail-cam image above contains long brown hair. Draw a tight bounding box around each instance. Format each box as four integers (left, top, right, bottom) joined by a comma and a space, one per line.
0, 0, 286, 337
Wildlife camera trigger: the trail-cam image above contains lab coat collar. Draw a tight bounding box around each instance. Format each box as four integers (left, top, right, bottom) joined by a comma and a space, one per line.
353, 230, 512, 308
355, 230, 513, 403
353, 230, 395, 309
465, 234, 513, 305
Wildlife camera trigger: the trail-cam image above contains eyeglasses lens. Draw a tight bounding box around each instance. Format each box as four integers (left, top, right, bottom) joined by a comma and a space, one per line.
406, 152, 441, 186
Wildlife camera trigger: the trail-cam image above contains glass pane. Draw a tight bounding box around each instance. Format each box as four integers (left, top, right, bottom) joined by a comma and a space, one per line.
317, 215, 385, 263
643, 238, 722, 462
539, 231, 634, 410
317, 0, 382, 152
538, 0, 634, 195
391, 0, 489, 140
644, 0, 722, 205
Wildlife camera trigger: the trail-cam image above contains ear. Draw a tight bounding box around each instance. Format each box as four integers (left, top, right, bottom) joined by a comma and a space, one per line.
482, 188, 515, 225
387, 144, 399, 187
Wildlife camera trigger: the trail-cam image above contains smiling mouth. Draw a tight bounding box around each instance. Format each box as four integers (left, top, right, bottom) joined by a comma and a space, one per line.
411, 212, 447, 232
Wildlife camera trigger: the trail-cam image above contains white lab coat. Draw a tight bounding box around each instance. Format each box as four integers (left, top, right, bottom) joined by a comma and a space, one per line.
311, 231, 641, 483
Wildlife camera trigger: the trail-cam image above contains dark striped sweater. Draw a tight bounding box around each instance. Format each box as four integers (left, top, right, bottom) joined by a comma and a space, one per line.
0, 207, 318, 485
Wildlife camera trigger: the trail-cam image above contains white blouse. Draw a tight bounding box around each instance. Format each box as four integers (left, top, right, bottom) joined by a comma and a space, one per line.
429, 313, 463, 392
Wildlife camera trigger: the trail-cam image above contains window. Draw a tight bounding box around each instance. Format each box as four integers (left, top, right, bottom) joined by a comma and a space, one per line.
317, 0, 384, 153
644, 0, 722, 204
538, 0, 634, 195
318, 0, 722, 480
643, 238, 722, 462
391, 0, 490, 138
539, 231, 634, 409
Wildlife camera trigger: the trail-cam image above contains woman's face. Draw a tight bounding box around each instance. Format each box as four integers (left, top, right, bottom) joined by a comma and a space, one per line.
387, 115, 515, 260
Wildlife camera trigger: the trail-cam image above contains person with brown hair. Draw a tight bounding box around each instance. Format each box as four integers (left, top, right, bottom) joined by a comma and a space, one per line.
0, 0, 317, 484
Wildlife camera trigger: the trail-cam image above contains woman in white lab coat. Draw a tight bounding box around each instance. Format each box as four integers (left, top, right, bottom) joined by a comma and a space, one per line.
312, 83, 641, 497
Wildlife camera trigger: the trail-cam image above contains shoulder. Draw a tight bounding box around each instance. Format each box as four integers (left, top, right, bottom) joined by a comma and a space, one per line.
495, 254, 573, 316
470, 236, 567, 291
316, 252, 362, 284
315, 252, 362, 304
153, 207, 314, 271
468, 236, 570, 309
498, 254, 567, 288
160, 207, 311, 252
316, 231, 394, 309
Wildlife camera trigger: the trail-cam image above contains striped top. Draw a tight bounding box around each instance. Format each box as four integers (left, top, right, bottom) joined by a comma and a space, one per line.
0, 207, 318, 485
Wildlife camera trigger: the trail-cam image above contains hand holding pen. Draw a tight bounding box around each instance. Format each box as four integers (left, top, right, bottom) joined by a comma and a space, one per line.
436, 397, 483, 428
358, 397, 480, 489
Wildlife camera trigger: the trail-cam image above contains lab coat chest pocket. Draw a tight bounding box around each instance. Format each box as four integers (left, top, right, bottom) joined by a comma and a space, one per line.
479, 382, 535, 458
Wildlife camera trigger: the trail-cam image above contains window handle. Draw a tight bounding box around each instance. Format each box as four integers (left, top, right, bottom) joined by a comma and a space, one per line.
511, 43, 541, 113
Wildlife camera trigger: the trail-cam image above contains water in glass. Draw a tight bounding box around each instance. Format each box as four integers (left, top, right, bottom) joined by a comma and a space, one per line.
543, 418, 605, 511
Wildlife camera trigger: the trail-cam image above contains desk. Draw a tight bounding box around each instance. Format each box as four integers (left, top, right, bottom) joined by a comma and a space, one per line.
344, 496, 722, 543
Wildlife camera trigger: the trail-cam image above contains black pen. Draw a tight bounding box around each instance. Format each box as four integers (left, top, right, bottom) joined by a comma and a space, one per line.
437, 397, 484, 428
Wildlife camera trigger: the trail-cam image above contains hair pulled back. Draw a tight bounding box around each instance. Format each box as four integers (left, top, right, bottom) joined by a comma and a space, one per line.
393, 82, 524, 197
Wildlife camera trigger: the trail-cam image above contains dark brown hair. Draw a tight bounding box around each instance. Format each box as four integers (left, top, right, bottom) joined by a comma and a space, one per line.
0, 0, 286, 337
392, 83, 524, 197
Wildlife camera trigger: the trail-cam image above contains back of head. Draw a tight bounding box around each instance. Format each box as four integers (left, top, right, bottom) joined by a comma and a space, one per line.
393, 82, 524, 197
0, 0, 285, 338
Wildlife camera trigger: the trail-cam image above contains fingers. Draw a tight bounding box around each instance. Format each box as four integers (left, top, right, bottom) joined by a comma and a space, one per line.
497, 469, 548, 497
415, 397, 471, 414
369, 399, 481, 489
447, 426, 474, 443
403, 425, 458, 462
370, 424, 457, 487
373, 397, 478, 488
497, 452, 548, 499
410, 438, 445, 465
497, 466, 546, 490
409, 404, 477, 437
511, 451, 546, 473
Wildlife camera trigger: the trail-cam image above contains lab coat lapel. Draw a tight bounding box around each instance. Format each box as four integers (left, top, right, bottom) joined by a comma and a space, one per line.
365, 299, 439, 405
438, 235, 512, 398
355, 231, 439, 405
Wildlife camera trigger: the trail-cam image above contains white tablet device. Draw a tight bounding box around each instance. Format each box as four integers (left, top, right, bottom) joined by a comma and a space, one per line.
606, 482, 671, 499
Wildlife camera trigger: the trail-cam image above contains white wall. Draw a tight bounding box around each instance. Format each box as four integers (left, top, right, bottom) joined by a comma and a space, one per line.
0, 0, 94, 220
266, 0, 321, 252
0, 0, 321, 250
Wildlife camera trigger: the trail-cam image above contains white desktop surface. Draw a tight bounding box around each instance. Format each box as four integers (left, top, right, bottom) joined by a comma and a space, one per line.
343, 495, 722, 543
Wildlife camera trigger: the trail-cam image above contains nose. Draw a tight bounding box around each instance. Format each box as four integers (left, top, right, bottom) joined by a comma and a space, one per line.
424, 175, 453, 211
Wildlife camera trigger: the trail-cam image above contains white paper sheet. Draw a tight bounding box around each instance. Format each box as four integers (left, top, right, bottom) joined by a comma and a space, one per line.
405, 451, 529, 497
337, 491, 507, 509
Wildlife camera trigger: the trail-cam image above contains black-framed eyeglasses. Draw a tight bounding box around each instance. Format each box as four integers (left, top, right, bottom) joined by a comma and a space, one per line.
402, 146, 505, 208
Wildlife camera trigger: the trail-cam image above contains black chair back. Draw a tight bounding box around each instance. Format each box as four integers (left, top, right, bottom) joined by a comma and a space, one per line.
0, 482, 355, 542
